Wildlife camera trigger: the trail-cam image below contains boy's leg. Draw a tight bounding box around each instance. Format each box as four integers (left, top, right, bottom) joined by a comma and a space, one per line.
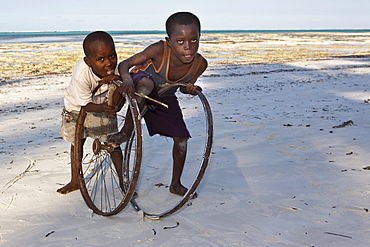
57, 140, 85, 195
110, 146, 124, 190
108, 77, 154, 144
110, 146, 138, 198
169, 137, 197, 198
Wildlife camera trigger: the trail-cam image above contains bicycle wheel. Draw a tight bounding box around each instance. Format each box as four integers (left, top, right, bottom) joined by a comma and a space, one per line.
129, 87, 213, 219
75, 93, 143, 216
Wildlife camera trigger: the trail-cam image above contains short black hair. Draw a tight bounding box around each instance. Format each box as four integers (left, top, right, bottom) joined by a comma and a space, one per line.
165, 12, 201, 37
83, 31, 114, 57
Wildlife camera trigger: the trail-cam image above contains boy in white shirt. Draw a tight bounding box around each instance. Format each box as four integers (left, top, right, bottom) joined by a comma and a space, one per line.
57, 31, 124, 195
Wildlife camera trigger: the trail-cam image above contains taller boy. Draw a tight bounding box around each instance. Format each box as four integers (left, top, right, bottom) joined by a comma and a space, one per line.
110, 12, 208, 197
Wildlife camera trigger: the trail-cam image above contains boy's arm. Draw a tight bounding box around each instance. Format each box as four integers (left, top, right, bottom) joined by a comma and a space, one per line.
85, 74, 122, 116
118, 42, 164, 93
84, 102, 116, 116
180, 58, 208, 95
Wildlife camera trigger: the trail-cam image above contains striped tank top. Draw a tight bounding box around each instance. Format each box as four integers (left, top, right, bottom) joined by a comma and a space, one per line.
131, 40, 205, 97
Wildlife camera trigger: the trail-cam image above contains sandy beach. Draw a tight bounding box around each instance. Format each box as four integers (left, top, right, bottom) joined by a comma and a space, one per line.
1, 33, 370, 246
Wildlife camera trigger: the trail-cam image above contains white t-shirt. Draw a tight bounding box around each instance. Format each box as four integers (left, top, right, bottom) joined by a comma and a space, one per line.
64, 59, 115, 112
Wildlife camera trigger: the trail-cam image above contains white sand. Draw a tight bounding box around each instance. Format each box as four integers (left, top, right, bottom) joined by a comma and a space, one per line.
1, 57, 370, 246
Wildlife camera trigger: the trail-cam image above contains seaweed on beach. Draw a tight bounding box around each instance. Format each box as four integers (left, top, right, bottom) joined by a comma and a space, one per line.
332, 120, 353, 128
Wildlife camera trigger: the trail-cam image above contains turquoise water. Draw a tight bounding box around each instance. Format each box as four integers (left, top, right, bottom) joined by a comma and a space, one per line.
1, 29, 369, 43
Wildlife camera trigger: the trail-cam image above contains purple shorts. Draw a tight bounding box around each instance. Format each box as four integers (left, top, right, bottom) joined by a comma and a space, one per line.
131, 71, 190, 138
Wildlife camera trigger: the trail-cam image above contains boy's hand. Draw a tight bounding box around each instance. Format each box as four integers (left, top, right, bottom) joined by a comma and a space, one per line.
118, 74, 135, 95
186, 83, 202, 95
118, 84, 135, 95
103, 103, 119, 116
101, 75, 121, 84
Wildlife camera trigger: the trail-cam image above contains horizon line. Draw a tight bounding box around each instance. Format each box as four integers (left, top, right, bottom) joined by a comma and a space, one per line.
1, 28, 370, 35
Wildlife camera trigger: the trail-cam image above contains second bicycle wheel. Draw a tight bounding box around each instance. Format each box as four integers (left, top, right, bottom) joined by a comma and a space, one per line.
75, 94, 143, 216
128, 89, 213, 219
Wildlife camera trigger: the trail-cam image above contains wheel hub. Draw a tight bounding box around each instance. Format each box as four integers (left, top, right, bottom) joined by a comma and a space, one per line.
92, 138, 114, 155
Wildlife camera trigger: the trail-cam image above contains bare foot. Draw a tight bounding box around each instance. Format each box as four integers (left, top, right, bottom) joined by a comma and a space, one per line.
169, 184, 198, 199
57, 182, 79, 195
107, 131, 127, 145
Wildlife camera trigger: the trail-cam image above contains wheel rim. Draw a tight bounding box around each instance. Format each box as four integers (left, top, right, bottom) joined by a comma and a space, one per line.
128, 90, 213, 219
76, 95, 142, 216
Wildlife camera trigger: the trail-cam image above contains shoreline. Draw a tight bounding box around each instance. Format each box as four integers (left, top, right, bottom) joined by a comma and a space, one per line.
1, 28, 370, 37
1, 32, 370, 79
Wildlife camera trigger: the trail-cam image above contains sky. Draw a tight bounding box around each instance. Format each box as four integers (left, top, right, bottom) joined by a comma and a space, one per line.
1, 0, 369, 32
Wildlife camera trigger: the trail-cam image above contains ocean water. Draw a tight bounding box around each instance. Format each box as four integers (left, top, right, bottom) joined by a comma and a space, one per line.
1, 29, 369, 44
